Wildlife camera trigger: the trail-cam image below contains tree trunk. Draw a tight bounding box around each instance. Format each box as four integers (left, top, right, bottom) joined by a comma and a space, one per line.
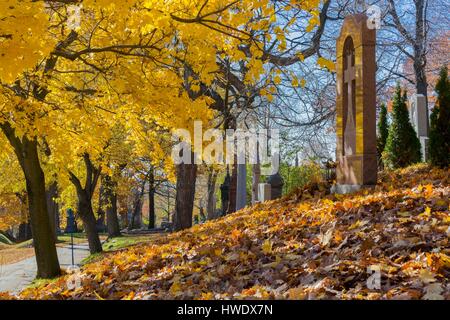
103, 175, 121, 238
16, 192, 32, 241
129, 189, 143, 230
78, 193, 103, 254
96, 183, 107, 233
2, 122, 60, 277
21, 138, 61, 278
388, 0, 430, 134
106, 192, 121, 237
69, 153, 102, 254
148, 169, 156, 229
174, 156, 197, 231
118, 194, 129, 229
206, 170, 217, 220
414, 0, 429, 135
46, 181, 59, 242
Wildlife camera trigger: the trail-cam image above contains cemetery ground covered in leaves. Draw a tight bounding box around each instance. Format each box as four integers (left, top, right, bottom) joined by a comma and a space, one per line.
5, 164, 450, 300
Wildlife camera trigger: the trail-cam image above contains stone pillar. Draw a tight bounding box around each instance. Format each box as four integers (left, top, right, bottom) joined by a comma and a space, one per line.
227, 164, 237, 214
258, 183, 271, 202
334, 14, 377, 194
420, 137, 429, 162
236, 163, 247, 211
409, 94, 429, 161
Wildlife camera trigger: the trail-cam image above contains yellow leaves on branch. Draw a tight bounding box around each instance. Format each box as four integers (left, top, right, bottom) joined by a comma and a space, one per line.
317, 57, 336, 72
0, 0, 326, 230
0, 0, 325, 132
306, 13, 320, 32
0, 1, 53, 83
292, 76, 306, 88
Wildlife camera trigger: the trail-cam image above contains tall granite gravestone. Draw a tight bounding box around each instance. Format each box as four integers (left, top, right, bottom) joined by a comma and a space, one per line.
333, 14, 377, 194
258, 183, 271, 202
409, 94, 429, 161
236, 163, 247, 211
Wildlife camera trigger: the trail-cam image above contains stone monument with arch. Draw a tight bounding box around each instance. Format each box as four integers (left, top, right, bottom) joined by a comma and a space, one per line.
333, 14, 377, 194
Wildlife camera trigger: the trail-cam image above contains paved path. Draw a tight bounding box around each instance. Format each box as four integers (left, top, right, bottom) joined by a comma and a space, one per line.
0, 244, 90, 294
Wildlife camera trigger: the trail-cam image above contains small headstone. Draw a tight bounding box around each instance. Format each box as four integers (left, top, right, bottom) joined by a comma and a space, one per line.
267, 172, 284, 200
160, 221, 173, 231
409, 94, 429, 161
65, 208, 78, 233
258, 183, 271, 202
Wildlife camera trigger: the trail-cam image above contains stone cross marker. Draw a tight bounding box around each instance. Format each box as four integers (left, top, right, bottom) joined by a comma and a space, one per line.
409, 94, 429, 161
334, 14, 377, 194
343, 47, 357, 156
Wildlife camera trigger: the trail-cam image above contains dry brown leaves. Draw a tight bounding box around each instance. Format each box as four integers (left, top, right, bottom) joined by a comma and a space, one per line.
0, 247, 35, 265
17, 164, 450, 300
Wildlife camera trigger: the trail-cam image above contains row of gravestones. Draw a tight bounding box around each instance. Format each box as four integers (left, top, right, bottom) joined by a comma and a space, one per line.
222, 13, 430, 203
258, 172, 284, 202
219, 170, 285, 215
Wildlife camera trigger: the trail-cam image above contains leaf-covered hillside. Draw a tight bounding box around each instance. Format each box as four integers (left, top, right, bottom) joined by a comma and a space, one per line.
17, 165, 450, 300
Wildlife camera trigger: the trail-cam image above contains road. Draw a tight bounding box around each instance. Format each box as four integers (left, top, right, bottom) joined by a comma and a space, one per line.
0, 244, 89, 294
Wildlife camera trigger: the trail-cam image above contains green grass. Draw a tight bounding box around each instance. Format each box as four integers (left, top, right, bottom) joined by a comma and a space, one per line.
14, 239, 33, 248
27, 277, 59, 290
0, 233, 13, 245
80, 252, 103, 265
57, 233, 89, 241
102, 235, 148, 251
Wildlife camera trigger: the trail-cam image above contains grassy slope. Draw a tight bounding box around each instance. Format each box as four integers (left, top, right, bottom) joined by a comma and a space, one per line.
0, 233, 13, 245
16, 165, 450, 300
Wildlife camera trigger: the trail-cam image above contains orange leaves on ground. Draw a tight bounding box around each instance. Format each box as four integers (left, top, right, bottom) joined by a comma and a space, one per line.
230, 229, 242, 243
16, 164, 450, 300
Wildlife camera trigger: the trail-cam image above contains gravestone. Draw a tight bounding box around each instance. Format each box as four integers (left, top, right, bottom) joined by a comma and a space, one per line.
267, 172, 284, 200
65, 208, 78, 233
258, 183, 271, 202
409, 94, 429, 161
333, 14, 377, 194
236, 163, 247, 211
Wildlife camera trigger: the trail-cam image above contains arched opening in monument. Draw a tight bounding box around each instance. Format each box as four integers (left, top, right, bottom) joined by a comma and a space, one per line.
342, 36, 356, 156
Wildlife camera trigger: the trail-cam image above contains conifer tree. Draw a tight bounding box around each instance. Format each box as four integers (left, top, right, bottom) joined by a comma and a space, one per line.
429, 66, 450, 168
383, 84, 422, 168
377, 103, 389, 158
